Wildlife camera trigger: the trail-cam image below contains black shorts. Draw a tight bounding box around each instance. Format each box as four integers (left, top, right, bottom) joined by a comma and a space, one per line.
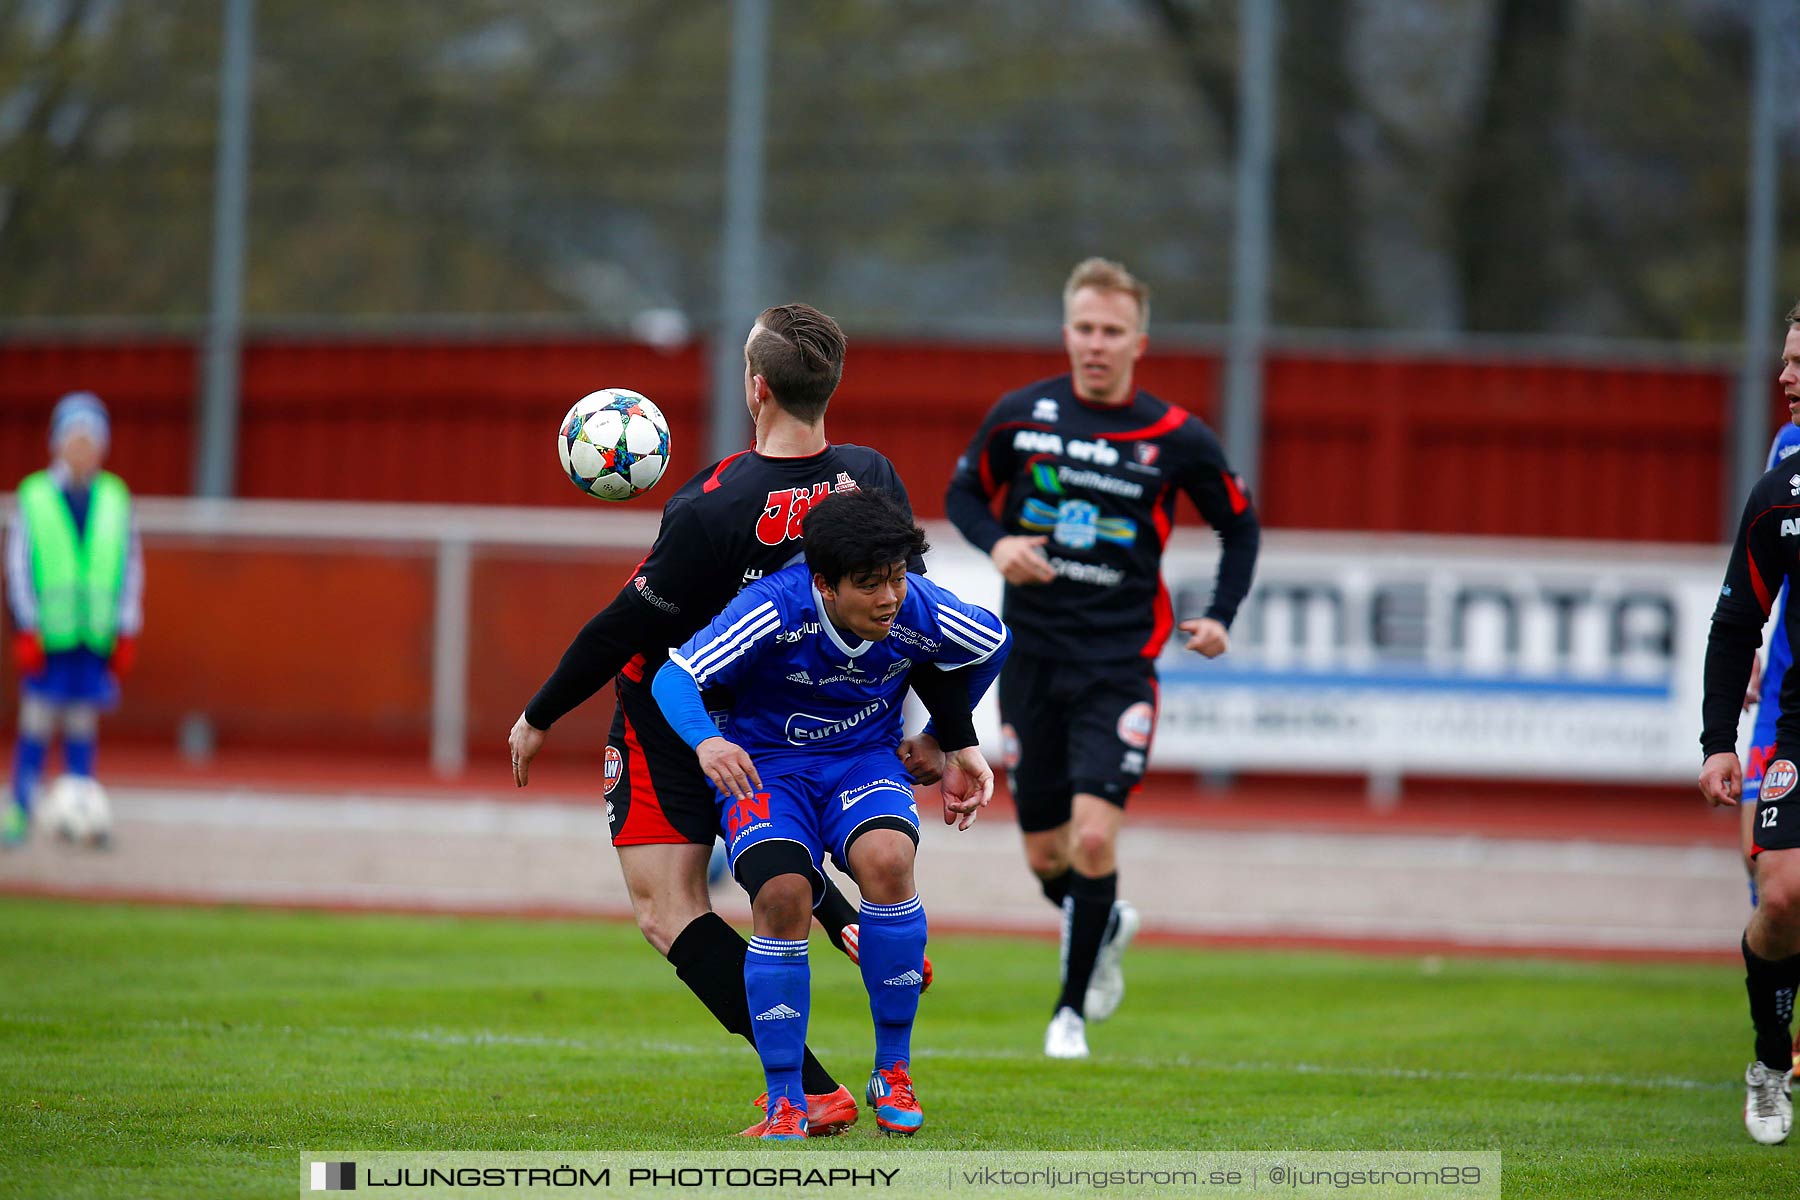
998, 647, 1157, 834
604, 674, 719, 847
1752, 751, 1800, 856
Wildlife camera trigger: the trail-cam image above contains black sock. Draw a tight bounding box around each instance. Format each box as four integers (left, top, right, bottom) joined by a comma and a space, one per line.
1055, 871, 1117, 1015
667, 912, 838, 1094
1743, 932, 1800, 1071
814, 876, 858, 952
1040, 868, 1072, 909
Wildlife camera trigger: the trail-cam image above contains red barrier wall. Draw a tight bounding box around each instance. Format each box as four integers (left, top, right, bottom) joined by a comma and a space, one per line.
0, 334, 1758, 540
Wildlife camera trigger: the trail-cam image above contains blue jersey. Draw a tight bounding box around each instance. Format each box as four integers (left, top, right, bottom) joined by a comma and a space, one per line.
655, 562, 1010, 777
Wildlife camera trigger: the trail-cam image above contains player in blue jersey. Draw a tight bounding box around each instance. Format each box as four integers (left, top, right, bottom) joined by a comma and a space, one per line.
652, 489, 1009, 1140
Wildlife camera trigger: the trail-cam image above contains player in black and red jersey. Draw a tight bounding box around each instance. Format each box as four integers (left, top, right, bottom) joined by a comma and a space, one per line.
510, 304, 992, 1137
1699, 298, 1800, 1146
945, 258, 1260, 1060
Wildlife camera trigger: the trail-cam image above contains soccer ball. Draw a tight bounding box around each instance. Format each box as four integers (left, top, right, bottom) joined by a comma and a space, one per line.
558, 388, 671, 501
41, 775, 112, 847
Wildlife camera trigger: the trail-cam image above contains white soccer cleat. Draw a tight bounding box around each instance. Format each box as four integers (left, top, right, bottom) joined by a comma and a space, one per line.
1745, 1061, 1793, 1145
1044, 1006, 1089, 1059
1083, 900, 1140, 1022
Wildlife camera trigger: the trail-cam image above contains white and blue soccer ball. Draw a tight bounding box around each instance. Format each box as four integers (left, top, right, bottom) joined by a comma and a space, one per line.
558, 388, 671, 501
41, 775, 112, 847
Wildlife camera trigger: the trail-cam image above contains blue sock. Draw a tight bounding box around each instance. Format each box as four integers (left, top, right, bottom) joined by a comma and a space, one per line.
63, 735, 95, 779
745, 936, 810, 1117
858, 895, 928, 1070
11, 734, 46, 813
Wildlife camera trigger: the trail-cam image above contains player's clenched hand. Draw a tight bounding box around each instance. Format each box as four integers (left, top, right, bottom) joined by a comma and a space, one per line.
1179, 617, 1229, 658
939, 746, 994, 831
1699, 752, 1743, 808
898, 733, 945, 785
991, 535, 1056, 586
509, 713, 546, 788
699, 736, 763, 801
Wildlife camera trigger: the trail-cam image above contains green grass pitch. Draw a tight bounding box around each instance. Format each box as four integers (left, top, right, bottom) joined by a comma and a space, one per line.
0, 897, 1782, 1198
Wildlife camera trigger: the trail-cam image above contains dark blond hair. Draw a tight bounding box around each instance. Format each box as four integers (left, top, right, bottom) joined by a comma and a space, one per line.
1063, 257, 1150, 331
1787, 299, 1800, 326
747, 303, 847, 424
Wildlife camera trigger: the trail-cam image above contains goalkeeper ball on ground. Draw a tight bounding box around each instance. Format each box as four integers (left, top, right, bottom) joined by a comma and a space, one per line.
41, 775, 113, 848
558, 389, 671, 501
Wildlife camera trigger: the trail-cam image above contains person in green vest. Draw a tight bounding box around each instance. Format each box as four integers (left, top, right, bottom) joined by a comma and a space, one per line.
3, 392, 143, 846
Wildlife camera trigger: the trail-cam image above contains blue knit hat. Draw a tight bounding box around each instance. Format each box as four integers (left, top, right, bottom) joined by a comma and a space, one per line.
49, 391, 110, 452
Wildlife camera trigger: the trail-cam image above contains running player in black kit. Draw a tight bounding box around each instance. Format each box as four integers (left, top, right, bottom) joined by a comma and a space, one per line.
946, 258, 1260, 1059
510, 304, 993, 1136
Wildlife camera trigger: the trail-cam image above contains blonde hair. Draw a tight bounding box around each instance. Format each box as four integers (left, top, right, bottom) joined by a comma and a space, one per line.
1062, 257, 1150, 331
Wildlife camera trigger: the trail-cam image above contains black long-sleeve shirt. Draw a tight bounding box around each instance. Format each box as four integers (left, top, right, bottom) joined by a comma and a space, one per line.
945, 374, 1260, 661
1701, 461, 1800, 756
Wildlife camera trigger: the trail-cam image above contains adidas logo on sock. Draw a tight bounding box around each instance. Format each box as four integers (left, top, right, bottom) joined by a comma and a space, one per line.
753, 1003, 803, 1021
882, 970, 925, 987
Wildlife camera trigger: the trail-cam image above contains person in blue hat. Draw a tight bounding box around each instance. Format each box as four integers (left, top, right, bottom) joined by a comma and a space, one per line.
3, 392, 144, 846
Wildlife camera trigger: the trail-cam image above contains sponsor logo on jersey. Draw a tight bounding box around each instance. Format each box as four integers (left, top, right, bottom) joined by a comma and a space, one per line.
786, 669, 814, 684
1783, 518, 1800, 537
1032, 397, 1060, 422
1021, 498, 1137, 549
726, 790, 772, 839
1047, 556, 1126, 587
603, 745, 624, 795
1765, 759, 1799, 801
633, 575, 680, 615
777, 621, 824, 644
1032, 462, 1145, 499
1116, 701, 1155, 750
758, 480, 853, 545
881, 657, 914, 683
785, 699, 887, 745
1001, 723, 1021, 771
1791, 474, 1800, 497
1134, 442, 1160, 467
1010, 429, 1122, 467
839, 779, 914, 811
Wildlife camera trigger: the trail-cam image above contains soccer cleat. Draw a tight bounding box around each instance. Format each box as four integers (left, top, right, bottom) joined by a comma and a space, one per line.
865, 1062, 924, 1136
841, 924, 933, 992
1745, 1061, 1793, 1145
1083, 900, 1140, 1022
1044, 1006, 1089, 1059
741, 1085, 858, 1137
756, 1096, 808, 1141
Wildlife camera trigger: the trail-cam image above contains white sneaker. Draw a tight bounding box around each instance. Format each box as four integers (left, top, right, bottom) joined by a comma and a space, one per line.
1044, 1006, 1089, 1059
1083, 900, 1140, 1022
1745, 1061, 1793, 1145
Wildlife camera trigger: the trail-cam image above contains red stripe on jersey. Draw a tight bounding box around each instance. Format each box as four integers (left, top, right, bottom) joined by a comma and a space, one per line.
621, 653, 646, 683
701, 450, 753, 494
1138, 486, 1177, 658
1220, 469, 1250, 515
1739, 504, 1800, 614
623, 553, 650, 586
612, 705, 683, 845
975, 422, 1054, 496
1095, 405, 1190, 443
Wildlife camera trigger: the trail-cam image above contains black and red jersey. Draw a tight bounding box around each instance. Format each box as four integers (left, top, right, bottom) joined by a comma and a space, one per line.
945, 374, 1260, 661
525, 444, 915, 730
1703, 461, 1800, 756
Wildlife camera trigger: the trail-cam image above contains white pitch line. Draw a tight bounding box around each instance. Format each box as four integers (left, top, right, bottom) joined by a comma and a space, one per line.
0, 1012, 1732, 1094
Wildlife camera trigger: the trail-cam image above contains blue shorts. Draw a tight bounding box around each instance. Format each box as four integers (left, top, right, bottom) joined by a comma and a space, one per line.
720, 748, 920, 894
20, 649, 118, 709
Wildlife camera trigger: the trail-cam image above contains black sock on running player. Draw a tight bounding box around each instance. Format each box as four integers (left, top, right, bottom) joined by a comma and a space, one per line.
1055, 870, 1117, 1015
667, 912, 839, 1095
1039, 868, 1072, 909
1743, 932, 1800, 1072
814, 877, 858, 953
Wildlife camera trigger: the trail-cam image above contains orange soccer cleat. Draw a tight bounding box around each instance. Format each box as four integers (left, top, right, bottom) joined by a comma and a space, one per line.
740, 1085, 858, 1137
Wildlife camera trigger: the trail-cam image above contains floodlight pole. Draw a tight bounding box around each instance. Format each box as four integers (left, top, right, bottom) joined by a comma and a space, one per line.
1223, 0, 1279, 491
708, 0, 770, 462
196, 0, 254, 498
1730, 0, 1782, 529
